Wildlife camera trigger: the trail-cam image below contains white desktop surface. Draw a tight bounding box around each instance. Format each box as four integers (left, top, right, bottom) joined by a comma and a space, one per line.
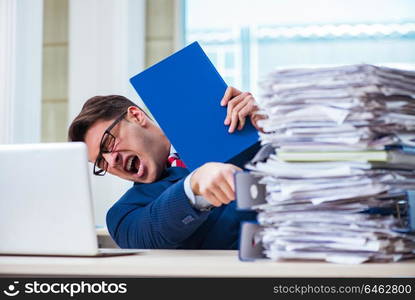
0, 250, 414, 277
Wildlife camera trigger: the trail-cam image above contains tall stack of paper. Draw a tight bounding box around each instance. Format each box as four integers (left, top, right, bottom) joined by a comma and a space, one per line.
248, 64, 415, 264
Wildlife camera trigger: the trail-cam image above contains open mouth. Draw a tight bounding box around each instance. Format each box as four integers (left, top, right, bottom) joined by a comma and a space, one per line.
125, 155, 140, 174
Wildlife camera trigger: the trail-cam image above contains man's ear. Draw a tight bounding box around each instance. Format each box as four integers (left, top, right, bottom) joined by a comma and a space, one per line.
126, 106, 147, 127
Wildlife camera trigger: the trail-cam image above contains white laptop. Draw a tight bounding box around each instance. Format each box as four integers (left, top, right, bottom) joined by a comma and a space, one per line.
0, 142, 140, 256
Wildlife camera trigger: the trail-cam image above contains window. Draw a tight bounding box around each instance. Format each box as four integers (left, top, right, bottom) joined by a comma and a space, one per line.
184, 0, 415, 94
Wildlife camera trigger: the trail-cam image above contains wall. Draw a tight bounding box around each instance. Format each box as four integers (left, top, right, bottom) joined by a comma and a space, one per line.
42, 0, 68, 142
68, 0, 146, 227
41, 0, 180, 142
40, 0, 179, 226
145, 0, 180, 67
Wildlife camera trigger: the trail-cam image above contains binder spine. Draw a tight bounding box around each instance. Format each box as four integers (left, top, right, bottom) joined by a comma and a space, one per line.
407, 190, 415, 231
234, 171, 266, 210
394, 190, 415, 233
235, 172, 267, 260
238, 222, 266, 261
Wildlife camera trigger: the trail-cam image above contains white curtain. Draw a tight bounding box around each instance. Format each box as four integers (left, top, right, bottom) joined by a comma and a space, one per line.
0, 0, 43, 144
0, 0, 15, 144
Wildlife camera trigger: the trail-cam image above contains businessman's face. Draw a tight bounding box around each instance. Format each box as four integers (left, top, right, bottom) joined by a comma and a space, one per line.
84, 106, 170, 183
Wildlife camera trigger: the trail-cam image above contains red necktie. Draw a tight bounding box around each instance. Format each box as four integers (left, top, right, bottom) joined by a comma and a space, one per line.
167, 153, 186, 168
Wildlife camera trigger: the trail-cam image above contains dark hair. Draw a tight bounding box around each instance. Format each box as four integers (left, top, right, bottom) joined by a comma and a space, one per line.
68, 95, 139, 142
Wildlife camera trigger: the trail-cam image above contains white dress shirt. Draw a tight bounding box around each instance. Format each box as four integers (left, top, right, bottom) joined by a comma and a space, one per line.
169, 146, 213, 211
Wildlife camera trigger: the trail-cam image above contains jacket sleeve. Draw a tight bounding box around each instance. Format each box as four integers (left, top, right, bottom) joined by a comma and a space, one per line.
106, 178, 211, 249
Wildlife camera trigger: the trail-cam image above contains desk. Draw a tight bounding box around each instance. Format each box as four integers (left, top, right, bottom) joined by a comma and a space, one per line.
0, 250, 414, 277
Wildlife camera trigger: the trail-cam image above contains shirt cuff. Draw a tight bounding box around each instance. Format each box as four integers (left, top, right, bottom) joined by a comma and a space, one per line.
184, 172, 213, 211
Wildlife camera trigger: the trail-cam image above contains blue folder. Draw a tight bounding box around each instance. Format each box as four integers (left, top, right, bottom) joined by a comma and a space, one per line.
130, 41, 259, 171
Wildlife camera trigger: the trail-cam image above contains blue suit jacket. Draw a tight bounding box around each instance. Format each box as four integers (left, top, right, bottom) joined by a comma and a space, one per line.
106, 167, 256, 249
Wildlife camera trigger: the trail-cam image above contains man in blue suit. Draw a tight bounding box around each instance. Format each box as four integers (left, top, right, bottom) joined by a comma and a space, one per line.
68, 87, 263, 249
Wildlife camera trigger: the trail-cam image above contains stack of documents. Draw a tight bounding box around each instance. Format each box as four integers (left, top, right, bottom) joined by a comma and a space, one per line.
248, 64, 415, 263
257, 64, 415, 150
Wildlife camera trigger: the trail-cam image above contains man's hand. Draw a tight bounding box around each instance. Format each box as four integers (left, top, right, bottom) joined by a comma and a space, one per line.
220, 86, 265, 133
190, 163, 242, 207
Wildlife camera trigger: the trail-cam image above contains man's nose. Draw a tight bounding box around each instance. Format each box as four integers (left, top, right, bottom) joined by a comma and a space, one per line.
103, 152, 122, 168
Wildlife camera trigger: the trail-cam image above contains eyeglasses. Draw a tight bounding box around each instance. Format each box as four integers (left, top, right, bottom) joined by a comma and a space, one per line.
93, 112, 127, 176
